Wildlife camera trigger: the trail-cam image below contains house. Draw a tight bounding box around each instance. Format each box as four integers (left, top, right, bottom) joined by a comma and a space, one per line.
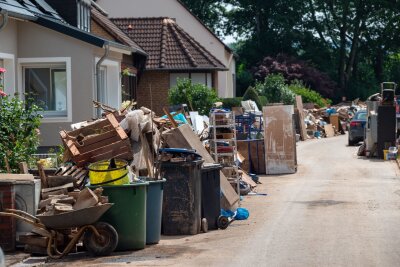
0, 0, 146, 147
111, 17, 227, 114
96, 0, 236, 99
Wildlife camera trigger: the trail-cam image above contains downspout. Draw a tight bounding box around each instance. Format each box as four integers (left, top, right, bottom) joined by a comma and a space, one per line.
95, 44, 109, 104
0, 10, 9, 31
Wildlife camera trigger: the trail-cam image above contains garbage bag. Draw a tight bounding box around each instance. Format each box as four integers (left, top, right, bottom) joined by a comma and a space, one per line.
235, 208, 249, 220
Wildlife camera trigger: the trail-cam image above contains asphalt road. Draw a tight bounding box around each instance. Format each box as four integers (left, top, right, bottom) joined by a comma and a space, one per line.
11, 134, 400, 266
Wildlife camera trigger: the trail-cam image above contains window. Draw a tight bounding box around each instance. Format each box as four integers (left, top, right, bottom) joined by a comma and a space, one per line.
19, 57, 72, 122
169, 72, 212, 88
94, 58, 121, 117
77, 1, 90, 32
0, 52, 16, 95
24, 65, 67, 117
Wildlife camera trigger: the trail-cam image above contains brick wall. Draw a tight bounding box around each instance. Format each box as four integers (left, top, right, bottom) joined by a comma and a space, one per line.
137, 71, 170, 115
90, 19, 116, 41
0, 182, 15, 251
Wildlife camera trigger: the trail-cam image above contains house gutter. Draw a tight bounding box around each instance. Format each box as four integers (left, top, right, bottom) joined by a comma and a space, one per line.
0, 10, 9, 31
95, 44, 110, 102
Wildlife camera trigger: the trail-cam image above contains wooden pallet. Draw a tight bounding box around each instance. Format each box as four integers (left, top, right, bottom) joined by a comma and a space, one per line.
60, 113, 133, 167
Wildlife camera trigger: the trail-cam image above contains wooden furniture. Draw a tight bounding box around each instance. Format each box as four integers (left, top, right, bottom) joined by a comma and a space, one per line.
60, 113, 132, 167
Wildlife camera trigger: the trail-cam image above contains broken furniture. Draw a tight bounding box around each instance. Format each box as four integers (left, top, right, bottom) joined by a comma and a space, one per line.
60, 113, 133, 167
209, 110, 240, 195
263, 105, 297, 174
236, 139, 265, 175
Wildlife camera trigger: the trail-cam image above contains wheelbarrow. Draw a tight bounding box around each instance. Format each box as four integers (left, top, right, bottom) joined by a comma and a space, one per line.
0, 203, 118, 259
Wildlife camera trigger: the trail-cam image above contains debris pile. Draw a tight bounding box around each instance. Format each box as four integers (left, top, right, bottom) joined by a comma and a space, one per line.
301, 101, 366, 139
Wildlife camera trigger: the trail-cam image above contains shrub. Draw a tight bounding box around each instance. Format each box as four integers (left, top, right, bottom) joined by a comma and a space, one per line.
168, 78, 220, 115
0, 94, 43, 173
252, 54, 338, 98
221, 97, 243, 109
255, 74, 295, 105
242, 87, 263, 109
288, 80, 331, 107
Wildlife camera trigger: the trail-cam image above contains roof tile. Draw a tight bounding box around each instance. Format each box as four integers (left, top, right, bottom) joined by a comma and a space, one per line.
111, 17, 227, 70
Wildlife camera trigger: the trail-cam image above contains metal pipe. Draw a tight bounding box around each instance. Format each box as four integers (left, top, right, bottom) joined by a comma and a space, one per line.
0, 10, 9, 31
95, 44, 110, 105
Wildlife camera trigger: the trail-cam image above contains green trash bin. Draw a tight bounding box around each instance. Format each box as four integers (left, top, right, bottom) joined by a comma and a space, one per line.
142, 178, 166, 244
89, 182, 148, 251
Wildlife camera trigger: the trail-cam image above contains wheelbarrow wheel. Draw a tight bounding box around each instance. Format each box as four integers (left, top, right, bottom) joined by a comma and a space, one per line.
83, 222, 118, 256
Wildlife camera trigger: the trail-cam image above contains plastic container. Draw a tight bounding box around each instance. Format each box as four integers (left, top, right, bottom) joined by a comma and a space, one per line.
384, 150, 389, 160
201, 163, 222, 230
88, 159, 129, 186
89, 182, 148, 251
142, 178, 166, 244
160, 160, 204, 235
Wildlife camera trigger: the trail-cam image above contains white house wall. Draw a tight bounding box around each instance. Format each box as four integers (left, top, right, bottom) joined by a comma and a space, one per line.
0, 20, 124, 146
97, 0, 235, 97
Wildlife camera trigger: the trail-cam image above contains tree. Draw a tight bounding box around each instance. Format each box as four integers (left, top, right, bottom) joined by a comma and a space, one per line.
304, 0, 400, 94
168, 78, 220, 115
252, 54, 338, 98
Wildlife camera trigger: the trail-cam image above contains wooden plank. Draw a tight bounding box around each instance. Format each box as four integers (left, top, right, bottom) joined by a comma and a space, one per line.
324, 124, 335, 137
162, 124, 240, 209
140, 132, 154, 177
241, 171, 257, 188
75, 130, 116, 147
73, 188, 98, 210
329, 114, 340, 132
163, 107, 178, 128
237, 139, 265, 175
0, 174, 34, 180
41, 183, 74, 193
19, 162, 29, 174
106, 113, 129, 140
74, 141, 132, 165
263, 105, 297, 175
37, 163, 49, 188
295, 95, 308, 141
60, 130, 81, 156
47, 175, 75, 188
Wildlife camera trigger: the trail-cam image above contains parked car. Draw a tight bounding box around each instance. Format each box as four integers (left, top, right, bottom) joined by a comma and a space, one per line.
348, 110, 367, 146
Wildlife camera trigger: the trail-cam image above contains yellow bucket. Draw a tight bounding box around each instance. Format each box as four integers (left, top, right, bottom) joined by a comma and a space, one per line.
88, 159, 129, 186
383, 150, 389, 160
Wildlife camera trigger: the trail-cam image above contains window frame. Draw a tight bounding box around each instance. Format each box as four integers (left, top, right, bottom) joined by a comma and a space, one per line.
169, 71, 212, 88
93, 57, 121, 118
0, 52, 16, 95
18, 57, 72, 123
77, 1, 90, 32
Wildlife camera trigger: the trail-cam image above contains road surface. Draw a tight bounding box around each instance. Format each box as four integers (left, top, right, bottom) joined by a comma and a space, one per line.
11, 135, 400, 266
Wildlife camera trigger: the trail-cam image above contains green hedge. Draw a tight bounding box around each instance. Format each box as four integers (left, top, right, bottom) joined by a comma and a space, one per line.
288, 81, 331, 107
221, 97, 243, 109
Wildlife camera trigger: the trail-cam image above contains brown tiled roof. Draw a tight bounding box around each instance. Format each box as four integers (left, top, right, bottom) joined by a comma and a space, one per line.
111, 17, 227, 71
91, 7, 146, 55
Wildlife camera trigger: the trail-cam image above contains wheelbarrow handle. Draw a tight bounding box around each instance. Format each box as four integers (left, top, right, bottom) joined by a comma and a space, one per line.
0, 210, 45, 229
5, 209, 41, 223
